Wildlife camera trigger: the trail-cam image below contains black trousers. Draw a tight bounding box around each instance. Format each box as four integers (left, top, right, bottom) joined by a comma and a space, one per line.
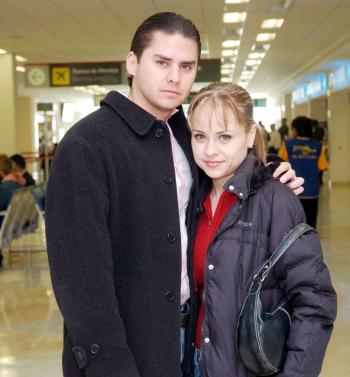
300, 198, 319, 229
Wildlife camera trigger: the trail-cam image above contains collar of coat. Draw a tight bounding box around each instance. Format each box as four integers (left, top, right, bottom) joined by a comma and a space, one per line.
101, 90, 186, 137
198, 151, 278, 209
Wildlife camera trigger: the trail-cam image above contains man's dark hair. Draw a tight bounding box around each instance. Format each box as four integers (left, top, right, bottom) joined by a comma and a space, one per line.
128, 12, 201, 86
291, 116, 313, 138
11, 153, 26, 169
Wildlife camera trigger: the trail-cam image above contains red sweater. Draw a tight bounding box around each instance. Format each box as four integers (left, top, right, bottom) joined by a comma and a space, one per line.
193, 190, 237, 347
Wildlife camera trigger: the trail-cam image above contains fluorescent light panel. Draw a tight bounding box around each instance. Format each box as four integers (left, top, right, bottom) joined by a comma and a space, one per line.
16, 55, 27, 62
16, 66, 26, 72
248, 52, 266, 59
0, 48, 7, 54
246, 59, 261, 66
223, 12, 247, 23
256, 33, 276, 42
222, 40, 240, 48
222, 49, 238, 57
261, 19, 284, 29
221, 77, 231, 82
225, 0, 249, 3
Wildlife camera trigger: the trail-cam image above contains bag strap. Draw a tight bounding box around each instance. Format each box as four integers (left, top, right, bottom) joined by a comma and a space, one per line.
250, 223, 314, 291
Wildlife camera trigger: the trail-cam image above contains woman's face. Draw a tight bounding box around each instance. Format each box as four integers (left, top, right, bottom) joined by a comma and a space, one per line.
190, 102, 256, 188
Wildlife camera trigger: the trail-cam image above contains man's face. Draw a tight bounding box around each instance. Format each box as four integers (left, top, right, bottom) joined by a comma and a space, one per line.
126, 31, 198, 120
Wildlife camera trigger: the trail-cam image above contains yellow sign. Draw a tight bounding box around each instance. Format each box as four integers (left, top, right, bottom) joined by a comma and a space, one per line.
51, 67, 71, 86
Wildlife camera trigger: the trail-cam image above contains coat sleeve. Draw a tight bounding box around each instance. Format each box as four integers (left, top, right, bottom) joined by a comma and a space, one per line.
45, 134, 141, 377
266, 183, 337, 377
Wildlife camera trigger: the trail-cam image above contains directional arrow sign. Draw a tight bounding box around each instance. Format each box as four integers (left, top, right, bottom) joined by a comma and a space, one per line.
26, 66, 49, 87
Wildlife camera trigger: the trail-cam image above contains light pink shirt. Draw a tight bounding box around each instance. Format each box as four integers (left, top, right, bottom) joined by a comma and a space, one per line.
166, 122, 192, 305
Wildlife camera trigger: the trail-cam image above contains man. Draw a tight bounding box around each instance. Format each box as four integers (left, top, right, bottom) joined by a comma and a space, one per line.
46, 12, 303, 377
279, 117, 290, 141
10, 154, 36, 187
267, 123, 282, 154
279, 116, 328, 228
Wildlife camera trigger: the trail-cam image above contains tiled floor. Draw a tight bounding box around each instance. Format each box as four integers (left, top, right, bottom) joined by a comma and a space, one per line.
0, 184, 349, 377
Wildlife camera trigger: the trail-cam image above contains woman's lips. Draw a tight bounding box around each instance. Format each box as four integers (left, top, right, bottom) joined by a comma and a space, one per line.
204, 160, 224, 168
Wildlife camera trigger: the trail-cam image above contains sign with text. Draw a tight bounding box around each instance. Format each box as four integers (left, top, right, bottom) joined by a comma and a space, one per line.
196, 59, 221, 82
50, 62, 122, 86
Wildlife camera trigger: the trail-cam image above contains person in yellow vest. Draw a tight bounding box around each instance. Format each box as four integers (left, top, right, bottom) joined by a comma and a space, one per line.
279, 116, 328, 228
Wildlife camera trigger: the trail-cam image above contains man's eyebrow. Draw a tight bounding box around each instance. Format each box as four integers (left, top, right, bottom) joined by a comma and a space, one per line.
153, 54, 197, 65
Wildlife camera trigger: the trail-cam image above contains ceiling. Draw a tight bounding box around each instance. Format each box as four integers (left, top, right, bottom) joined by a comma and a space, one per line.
1, 0, 350, 96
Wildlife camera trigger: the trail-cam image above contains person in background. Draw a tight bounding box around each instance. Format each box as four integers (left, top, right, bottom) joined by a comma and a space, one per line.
267, 123, 282, 154
187, 82, 336, 377
45, 12, 303, 377
0, 155, 20, 268
258, 120, 269, 149
10, 154, 36, 187
279, 116, 328, 228
279, 117, 290, 141
311, 119, 327, 185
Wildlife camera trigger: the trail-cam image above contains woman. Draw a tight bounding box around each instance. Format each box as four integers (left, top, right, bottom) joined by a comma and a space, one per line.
188, 82, 336, 377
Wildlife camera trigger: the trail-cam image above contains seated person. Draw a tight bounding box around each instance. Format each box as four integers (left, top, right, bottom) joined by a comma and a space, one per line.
10, 154, 35, 187
0, 156, 20, 269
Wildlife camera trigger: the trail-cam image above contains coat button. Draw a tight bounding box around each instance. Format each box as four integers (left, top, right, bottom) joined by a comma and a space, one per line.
167, 232, 176, 242
72, 346, 88, 369
89, 344, 100, 355
165, 290, 175, 301
239, 192, 244, 198
204, 337, 210, 344
155, 128, 164, 138
208, 264, 214, 270
229, 185, 235, 191
163, 175, 172, 184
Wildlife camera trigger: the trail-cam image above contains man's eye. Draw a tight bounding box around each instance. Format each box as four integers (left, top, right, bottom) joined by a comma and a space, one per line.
182, 64, 192, 71
157, 60, 168, 66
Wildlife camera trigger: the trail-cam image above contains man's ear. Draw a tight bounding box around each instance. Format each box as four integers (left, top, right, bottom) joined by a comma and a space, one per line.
126, 51, 138, 76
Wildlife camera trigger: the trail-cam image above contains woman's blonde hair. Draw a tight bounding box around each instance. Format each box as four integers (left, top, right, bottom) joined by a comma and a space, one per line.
187, 82, 266, 164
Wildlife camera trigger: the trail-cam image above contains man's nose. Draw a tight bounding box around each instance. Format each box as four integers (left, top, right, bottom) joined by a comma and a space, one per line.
168, 66, 180, 84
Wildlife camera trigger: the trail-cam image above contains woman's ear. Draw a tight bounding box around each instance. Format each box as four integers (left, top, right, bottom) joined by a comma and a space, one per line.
248, 123, 257, 148
126, 51, 138, 76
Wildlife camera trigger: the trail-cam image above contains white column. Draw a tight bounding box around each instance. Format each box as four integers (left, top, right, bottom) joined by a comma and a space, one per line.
0, 54, 17, 154
328, 90, 350, 183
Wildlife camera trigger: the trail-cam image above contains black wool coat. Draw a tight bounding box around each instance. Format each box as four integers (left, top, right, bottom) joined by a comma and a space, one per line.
45, 91, 198, 377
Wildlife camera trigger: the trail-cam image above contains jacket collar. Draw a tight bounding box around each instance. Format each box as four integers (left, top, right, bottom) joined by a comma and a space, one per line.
100, 90, 185, 137
198, 152, 276, 205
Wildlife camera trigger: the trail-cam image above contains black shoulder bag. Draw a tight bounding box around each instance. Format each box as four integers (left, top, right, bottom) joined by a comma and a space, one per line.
236, 223, 314, 376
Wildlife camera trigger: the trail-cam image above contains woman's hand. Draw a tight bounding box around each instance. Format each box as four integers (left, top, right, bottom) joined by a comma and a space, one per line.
272, 161, 304, 195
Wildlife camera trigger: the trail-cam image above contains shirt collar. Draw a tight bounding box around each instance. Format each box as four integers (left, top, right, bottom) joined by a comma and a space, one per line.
101, 91, 183, 137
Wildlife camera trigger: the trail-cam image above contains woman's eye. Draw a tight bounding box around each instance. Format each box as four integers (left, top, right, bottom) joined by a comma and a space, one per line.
193, 133, 205, 140
220, 134, 232, 141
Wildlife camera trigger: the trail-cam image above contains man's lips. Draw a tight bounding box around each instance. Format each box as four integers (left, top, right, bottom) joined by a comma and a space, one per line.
161, 89, 181, 96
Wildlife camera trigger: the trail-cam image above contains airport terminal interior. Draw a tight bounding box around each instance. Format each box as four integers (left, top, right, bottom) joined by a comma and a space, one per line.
0, 0, 350, 376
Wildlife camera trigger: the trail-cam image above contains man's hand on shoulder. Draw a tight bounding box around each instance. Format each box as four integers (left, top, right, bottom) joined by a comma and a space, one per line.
271, 161, 304, 195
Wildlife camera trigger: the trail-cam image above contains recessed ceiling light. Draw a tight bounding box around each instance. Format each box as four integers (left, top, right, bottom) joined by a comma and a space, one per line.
222, 49, 238, 57
252, 43, 271, 51
246, 59, 261, 66
201, 49, 210, 56
221, 68, 232, 75
256, 33, 276, 42
222, 40, 241, 48
223, 12, 247, 23
16, 66, 26, 72
261, 19, 284, 28
225, 0, 249, 3
0, 48, 7, 54
221, 77, 231, 82
222, 64, 235, 69
15, 55, 27, 62
248, 52, 266, 59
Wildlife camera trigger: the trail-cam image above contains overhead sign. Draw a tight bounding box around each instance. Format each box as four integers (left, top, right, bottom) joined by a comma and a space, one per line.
306, 76, 327, 98
196, 59, 221, 82
25, 66, 50, 88
329, 65, 350, 91
50, 62, 122, 86
292, 86, 307, 104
